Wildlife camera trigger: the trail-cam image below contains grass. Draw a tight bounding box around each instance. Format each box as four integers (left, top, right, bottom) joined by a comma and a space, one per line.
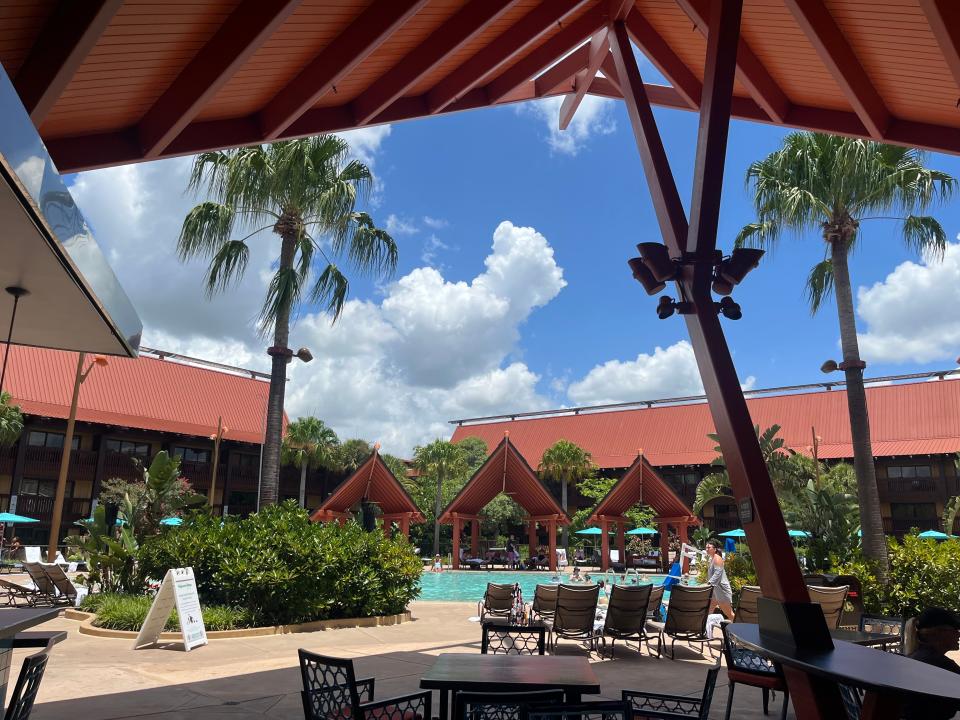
81, 593, 253, 631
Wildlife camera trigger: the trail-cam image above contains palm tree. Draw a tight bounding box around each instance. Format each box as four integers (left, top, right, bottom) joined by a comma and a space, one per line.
0, 392, 23, 448
413, 439, 468, 555
738, 133, 956, 573
539, 440, 594, 549
178, 137, 397, 507
281, 417, 339, 508
693, 425, 788, 513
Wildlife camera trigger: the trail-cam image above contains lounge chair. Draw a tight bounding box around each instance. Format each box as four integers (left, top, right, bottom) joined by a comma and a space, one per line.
298, 649, 431, 720
609, 550, 625, 573
23, 547, 42, 564
646, 584, 665, 622
733, 585, 762, 623
807, 585, 848, 629
599, 583, 653, 657
545, 584, 599, 653
454, 689, 564, 720
22, 563, 63, 606
648, 584, 714, 659
478, 583, 516, 621
556, 548, 568, 569
0, 577, 41, 607
529, 584, 557, 622
721, 623, 789, 720
622, 662, 721, 719
858, 613, 904, 653
41, 564, 80, 606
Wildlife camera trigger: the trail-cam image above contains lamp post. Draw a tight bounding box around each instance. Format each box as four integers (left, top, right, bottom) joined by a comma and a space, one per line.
0, 287, 29, 395
207, 416, 228, 509
47, 352, 107, 562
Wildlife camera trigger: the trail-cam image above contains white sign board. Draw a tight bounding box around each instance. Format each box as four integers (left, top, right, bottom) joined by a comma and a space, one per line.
134, 567, 208, 651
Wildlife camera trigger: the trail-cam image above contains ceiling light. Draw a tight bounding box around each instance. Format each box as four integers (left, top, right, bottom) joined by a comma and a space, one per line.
628, 258, 666, 295
637, 242, 677, 282
295, 347, 313, 363
656, 296, 676, 320
711, 276, 734, 296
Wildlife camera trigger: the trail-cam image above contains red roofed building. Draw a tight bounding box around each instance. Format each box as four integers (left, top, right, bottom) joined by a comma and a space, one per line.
0, 344, 315, 545
451, 375, 960, 535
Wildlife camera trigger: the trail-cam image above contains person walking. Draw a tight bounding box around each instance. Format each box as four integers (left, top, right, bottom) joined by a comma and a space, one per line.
705, 541, 734, 619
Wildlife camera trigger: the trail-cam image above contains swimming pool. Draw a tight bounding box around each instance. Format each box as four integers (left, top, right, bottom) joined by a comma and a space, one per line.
416, 570, 669, 602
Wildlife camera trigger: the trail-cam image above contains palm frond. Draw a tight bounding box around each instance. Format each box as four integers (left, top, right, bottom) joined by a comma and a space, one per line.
311, 263, 350, 321
734, 221, 780, 249
344, 212, 398, 277
205, 240, 250, 296
901, 215, 948, 259
805, 258, 834, 315
178, 202, 236, 260
693, 472, 733, 514
258, 265, 304, 337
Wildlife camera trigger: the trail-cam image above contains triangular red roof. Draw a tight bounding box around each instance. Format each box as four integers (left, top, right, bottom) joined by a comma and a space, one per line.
311, 450, 424, 523
589, 453, 697, 525
439, 435, 570, 525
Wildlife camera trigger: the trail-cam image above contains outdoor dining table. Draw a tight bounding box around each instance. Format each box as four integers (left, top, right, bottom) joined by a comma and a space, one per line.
829, 627, 901, 650
420, 653, 601, 720
728, 622, 960, 719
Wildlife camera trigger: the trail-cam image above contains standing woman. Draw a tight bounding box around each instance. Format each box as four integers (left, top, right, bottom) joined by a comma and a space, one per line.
705, 541, 734, 619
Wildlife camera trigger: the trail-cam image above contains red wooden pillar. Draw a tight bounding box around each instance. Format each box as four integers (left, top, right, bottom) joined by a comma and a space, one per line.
400, 514, 410, 538
547, 518, 557, 571
528, 520, 537, 561
616, 521, 626, 569
452, 515, 461, 570
382, 519, 392, 539
601, 517, 610, 571
658, 521, 670, 572
471, 519, 480, 558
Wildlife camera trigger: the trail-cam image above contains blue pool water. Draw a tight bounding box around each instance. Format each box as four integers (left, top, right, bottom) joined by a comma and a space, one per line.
416, 570, 669, 602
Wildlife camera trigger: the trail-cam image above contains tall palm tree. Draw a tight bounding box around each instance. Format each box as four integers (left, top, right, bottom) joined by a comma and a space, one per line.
0, 392, 24, 448
738, 133, 956, 573
178, 137, 397, 507
413, 439, 468, 555
539, 440, 594, 548
281, 417, 339, 508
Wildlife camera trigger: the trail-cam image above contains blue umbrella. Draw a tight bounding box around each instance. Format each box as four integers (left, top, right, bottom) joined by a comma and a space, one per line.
918, 530, 951, 540
719, 528, 746, 538
84, 517, 125, 526
788, 529, 810, 538
160, 517, 183, 527
626, 527, 657, 535
0, 513, 38, 524
575, 527, 610, 535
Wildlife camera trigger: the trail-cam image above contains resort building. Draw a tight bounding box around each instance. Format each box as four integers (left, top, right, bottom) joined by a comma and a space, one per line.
0, 345, 337, 546
450, 373, 960, 536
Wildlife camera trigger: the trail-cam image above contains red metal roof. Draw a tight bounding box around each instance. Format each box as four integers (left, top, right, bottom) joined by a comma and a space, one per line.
589, 453, 697, 524
439, 435, 570, 524
311, 450, 424, 522
451, 380, 960, 469
0, 344, 270, 445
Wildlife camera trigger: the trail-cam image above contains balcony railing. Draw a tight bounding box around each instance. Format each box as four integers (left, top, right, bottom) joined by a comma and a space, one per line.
179, 459, 212, 486
21, 446, 99, 482
887, 477, 936, 494
102, 452, 144, 482
706, 515, 740, 532
15, 494, 90, 524
884, 517, 938, 534
0, 448, 14, 475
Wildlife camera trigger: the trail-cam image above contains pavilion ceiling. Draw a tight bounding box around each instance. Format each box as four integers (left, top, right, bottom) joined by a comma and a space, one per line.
1, 0, 958, 173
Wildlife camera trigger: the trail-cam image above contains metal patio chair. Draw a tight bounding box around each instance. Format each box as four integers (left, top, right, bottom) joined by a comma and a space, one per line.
545, 584, 600, 653
528, 701, 631, 720
733, 585, 762, 623
807, 585, 849, 629
5, 650, 50, 720
481, 622, 546, 655
599, 583, 653, 657
622, 662, 721, 719
529, 584, 557, 622
454, 689, 564, 720
858, 613, 905, 654
478, 583, 517, 621
720, 623, 789, 720
648, 584, 714, 659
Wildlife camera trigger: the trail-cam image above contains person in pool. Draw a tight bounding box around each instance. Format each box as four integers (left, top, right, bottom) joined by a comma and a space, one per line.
432, 554, 443, 573
571, 567, 582, 582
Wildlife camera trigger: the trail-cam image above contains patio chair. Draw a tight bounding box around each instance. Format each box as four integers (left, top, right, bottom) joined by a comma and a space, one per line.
529, 584, 557, 622
646, 584, 666, 622
648, 584, 714, 659
622, 662, 721, 719
807, 585, 849, 629
858, 613, 905, 654
4, 649, 50, 720
39, 564, 79, 606
478, 583, 517, 621
298, 649, 430, 720
733, 585, 762, 623
720, 623, 789, 720
0, 577, 41, 607
481, 622, 545, 655
21, 563, 63, 606
454, 689, 564, 720
545, 584, 600, 653
599, 583, 653, 657
528, 700, 631, 720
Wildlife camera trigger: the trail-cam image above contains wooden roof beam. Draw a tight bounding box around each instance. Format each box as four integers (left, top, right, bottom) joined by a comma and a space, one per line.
426, 0, 592, 115
558, 31, 610, 130
783, 0, 889, 139
624, 9, 701, 109
350, 0, 517, 127
535, 45, 591, 97
259, 0, 426, 140
138, 0, 299, 158
674, 0, 788, 121
600, 53, 622, 93
918, 0, 960, 92
13, 0, 123, 125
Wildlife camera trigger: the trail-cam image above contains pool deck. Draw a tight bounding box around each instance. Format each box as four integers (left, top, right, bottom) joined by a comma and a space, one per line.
13, 600, 946, 719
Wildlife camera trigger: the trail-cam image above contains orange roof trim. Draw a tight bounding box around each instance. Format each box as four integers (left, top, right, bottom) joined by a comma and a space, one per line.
311, 450, 424, 523
588, 452, 697, 526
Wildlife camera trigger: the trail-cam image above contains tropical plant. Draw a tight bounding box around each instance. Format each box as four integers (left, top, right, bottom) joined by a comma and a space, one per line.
569, 475, 655, 534
691, 526, 714, 550
81, 593, 252, 632
0, 391, 23, 448
281, 416, 339, 507
457, 436, 490, 472
67, 503, 141, 594
178, 137, 397, 508
539, 440, 595, 548
381, 453, 408, 482
334, 438, 374, 473
739, 133, 956, 573
412, 440, 468, 555
693, 425, 788, 513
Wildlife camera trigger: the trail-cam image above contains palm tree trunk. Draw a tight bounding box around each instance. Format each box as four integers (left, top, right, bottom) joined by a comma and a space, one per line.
561, 477, 569, 549
259, 231, 296, 508
298, 462, 307, 508
433, 469, 444, 555
830, 240, 889, 576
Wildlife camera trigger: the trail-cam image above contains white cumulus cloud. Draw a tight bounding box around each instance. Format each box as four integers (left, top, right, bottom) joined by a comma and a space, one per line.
517, 95, 617, 155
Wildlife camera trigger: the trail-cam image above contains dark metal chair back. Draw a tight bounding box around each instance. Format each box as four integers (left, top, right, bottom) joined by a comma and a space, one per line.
807, 585, 848, 629
664, 585, 713, 638
858, 613, 904, 653
720, 623, 779, 678
298, 649, 365, 720
5, 651, 49, 720
622, 663, 721, 720
733, 585, 761, 623
454, 690, 564, 720
527, 701, 631, 720
531, 584, 557, 621
603, 584, 651, 637
482, 583, 517, 618
481, 623, 546, 655
554, 584, 599, 636
646, 584, 665, 621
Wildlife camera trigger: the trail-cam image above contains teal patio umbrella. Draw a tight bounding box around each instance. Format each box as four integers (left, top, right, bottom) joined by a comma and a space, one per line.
918, 530, 951, 540
0, 513, 38, 524
787, 529, 810, 538
160, 517, 183, 526
626, 527, 657, 535
575, 527, 607, 535
719, 528, 746, 538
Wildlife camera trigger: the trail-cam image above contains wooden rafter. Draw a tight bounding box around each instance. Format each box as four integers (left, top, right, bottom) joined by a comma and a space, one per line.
13, 0, 123, 125
600, 53, 622, 93
674, 0, 788, 122
259, 0, 426, 140
918, 0, 960, 92
534, 46, 591, 96
139, 0, 300, 157
624, 9, 701, 109
558, 31, 610, 130
783, 0, 889, 139
350, 0, 516, 126
426, 0, 591, 115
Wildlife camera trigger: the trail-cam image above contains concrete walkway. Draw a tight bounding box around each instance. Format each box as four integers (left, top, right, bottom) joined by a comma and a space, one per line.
11, 601, 797, 718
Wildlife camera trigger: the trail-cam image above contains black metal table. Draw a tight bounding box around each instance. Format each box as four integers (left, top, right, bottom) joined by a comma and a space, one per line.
420, 653, 601, 720
830, 628, 900, 650
728, 623, 960, 719
0, 608, 60, 702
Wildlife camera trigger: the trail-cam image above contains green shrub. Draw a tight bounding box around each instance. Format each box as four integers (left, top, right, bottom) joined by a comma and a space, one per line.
137, 502, 422, 626
83, 593, 252, 631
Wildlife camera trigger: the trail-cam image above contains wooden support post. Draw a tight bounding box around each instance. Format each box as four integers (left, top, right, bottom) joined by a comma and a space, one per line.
452, 515, 461, 569
382, 520, 392, 539
548, 518, 557, 571
659, 521, 670, 572
471, 519, 480, 557
601, 517, 610, 572
400, 514, 410, 538
616, 522, 626, 569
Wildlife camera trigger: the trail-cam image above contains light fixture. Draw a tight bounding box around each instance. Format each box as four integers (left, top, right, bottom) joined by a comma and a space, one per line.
0, 286, 29, 395
637, 242, 678, 282
718, 248, 765, 286
628, 257, 666, 295
717, 296, 742, 320
656, 296, 677, 319
295, 347, 313, 363
711, 276, 735, 296
821, 359, 839, 374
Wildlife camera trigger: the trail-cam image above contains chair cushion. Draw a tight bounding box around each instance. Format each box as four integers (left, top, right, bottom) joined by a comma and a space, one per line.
727, 670, 786, 690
